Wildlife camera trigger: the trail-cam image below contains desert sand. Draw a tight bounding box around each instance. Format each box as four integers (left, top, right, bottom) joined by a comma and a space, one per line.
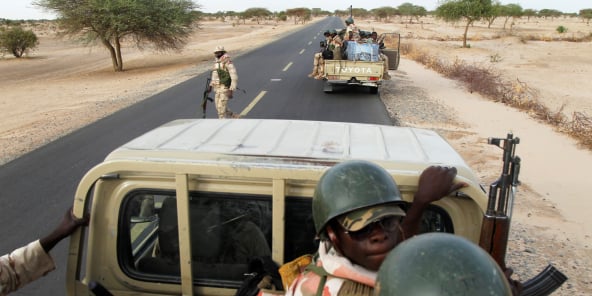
1, 16, 591, 294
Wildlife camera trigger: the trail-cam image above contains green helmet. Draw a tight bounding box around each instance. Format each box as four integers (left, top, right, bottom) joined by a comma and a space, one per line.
312, 160, 403, 236
375, 233, 512, 296
345, 17, 354, 25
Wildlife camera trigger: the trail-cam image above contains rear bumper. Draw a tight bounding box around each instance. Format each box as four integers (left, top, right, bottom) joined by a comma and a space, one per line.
324, 78, 381, 87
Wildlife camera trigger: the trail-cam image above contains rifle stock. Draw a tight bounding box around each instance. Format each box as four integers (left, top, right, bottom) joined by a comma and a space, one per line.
479, 133, 566, 295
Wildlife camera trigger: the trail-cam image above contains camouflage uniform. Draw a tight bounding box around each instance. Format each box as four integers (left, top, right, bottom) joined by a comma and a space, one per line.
371, 33, 391, 80
345, 20, 360, 42
330, 31, 343, 60
210, 50, 239, 119
0, 240, 55, 295
308, 32, 332, 79
285, 205, 405, 296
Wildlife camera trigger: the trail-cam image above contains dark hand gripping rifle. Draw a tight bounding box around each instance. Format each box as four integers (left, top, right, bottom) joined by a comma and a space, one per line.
478, 133, 567, 296
201, 77, 213, 118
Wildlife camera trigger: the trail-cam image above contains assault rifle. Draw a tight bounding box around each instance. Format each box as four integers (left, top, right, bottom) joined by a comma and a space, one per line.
201, 77, 213, 118
479, 133, 567, 296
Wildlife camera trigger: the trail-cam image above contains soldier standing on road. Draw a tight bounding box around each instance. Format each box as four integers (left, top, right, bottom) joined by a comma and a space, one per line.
209, 46, 240, 119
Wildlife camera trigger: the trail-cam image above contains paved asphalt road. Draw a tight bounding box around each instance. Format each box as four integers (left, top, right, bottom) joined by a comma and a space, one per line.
0, 16, 393, 295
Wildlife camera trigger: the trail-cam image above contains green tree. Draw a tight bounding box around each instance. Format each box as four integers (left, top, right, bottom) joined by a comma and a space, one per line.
398, 2, 427, 23
34, 0, 198, 72
538, 9, 562, 20
435, 0, 492, 48
500, 3, 522, 30
580, 9, 592, 24
0, 26, 39, 58
243, 7, 272, 24
371, 7, 400, 22
484, 2, 503, 28
523, 9, 537, 21
285, 8, 311, 24
351, 8, 371, 19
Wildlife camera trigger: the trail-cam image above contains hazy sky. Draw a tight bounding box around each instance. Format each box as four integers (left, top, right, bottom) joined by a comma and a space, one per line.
1, 0, 587, 20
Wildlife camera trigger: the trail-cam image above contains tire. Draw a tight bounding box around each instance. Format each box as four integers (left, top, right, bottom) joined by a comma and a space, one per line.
323, 82, 333, 93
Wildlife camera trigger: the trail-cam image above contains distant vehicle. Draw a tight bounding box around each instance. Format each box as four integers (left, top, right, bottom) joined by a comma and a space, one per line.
321, 33, 400, 94
66, 119, 564, 295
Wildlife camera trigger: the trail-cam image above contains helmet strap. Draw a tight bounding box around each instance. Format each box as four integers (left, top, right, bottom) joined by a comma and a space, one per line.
325, 225, 343, 255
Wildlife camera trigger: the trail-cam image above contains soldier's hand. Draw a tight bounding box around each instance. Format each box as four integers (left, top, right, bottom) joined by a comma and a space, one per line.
414, 166, 467, 206
229, 84, 236, 91
504, 267, 523, 296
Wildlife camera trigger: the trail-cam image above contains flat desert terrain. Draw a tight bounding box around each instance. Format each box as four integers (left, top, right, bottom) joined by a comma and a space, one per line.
1, 15, 591, 294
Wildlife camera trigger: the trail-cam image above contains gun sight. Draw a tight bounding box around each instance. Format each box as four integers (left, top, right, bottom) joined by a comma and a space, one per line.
488, 133, 520, 149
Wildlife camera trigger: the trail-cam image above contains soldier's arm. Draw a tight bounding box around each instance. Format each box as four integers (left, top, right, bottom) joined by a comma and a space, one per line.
400, 166, 466, 240
1, 240, 56, 295
227, 62, 238, 90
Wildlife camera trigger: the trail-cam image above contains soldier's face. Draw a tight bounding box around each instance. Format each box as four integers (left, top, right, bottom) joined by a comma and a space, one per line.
331, 218, 400, 271
214, 51, 224, 59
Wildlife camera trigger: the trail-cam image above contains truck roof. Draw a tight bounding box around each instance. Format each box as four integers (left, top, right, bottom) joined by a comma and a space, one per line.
106, 119, 478, 184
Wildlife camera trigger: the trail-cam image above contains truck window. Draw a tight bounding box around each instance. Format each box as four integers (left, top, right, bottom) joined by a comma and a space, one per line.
285, 197, 318, 262
119, 190, 318, 288
190, 193, 272, 286
418, 204, 454, 234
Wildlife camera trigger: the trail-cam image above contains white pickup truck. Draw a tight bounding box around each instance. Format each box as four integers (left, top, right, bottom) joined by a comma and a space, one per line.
66, 118, 567, 295
322, 33, 400, 94
66, 118, 499, 295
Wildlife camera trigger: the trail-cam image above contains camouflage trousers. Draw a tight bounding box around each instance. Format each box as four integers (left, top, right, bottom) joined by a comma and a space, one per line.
380, 53, 390, 80
213, 85, 238, 119
309, 52, 325, 78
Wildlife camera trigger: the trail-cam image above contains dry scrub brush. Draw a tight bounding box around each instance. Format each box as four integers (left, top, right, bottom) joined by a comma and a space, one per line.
401, 43, 592, 149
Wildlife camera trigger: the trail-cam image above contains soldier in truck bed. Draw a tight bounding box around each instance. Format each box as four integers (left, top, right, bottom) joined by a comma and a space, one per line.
284, 161, 465, 296
370, 31, 391, 80
344, 17, 360, 41
307, 30, 332, 80
329, 29, 343, 60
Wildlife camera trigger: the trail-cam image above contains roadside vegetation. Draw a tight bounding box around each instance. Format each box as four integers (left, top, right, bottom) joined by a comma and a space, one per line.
0, 26, 39, 57
401, 43, 592, 149
33, 0, 198, 71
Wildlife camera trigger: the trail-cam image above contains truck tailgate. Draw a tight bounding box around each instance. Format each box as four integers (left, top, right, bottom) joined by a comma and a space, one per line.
324, 60, 384, 82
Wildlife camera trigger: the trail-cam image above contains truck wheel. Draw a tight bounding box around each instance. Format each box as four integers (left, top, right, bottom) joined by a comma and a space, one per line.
369, 87, 378, 94
323, 83, 333, 93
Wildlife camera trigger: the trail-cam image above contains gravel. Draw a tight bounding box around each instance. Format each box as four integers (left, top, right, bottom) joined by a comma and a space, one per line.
379, 68, 591, 296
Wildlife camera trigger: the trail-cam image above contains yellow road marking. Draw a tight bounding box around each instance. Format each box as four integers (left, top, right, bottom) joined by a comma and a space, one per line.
283, 62, 293, 71
240, 91, 267, 116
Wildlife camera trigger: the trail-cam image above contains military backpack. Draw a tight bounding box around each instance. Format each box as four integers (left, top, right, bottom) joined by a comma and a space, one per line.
217, 62, 232, 87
